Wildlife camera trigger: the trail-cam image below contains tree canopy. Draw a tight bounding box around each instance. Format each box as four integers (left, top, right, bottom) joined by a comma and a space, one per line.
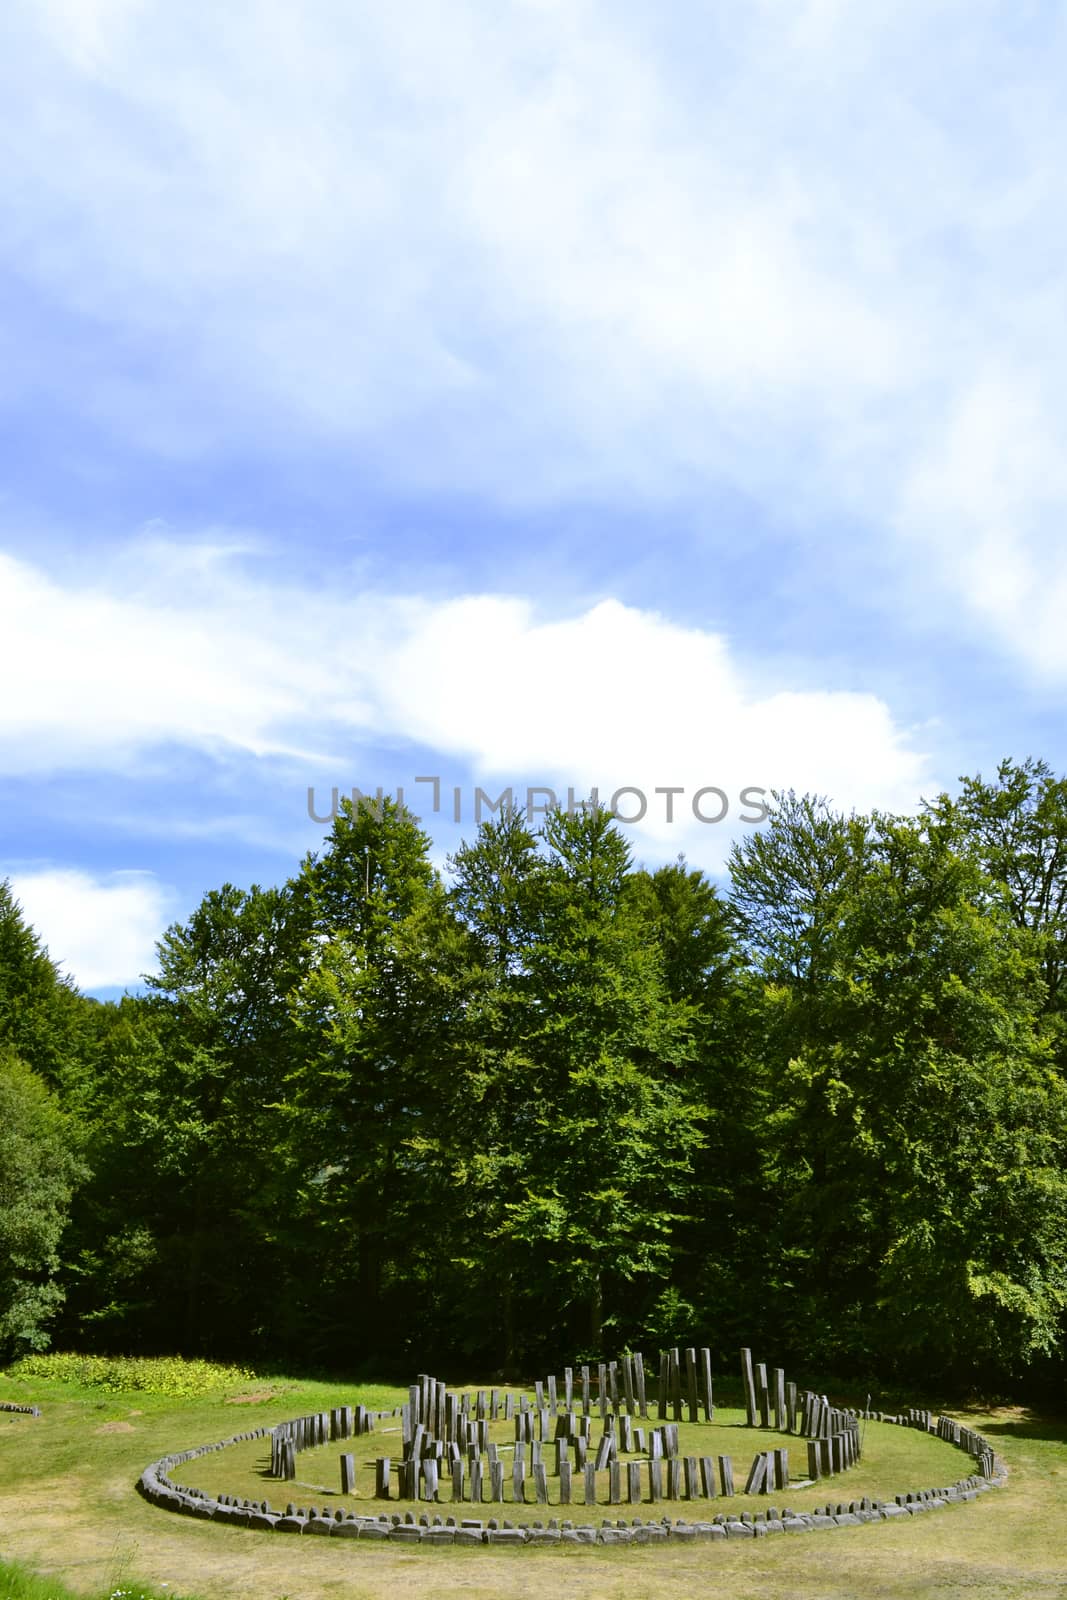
5, 767, 1067, 1393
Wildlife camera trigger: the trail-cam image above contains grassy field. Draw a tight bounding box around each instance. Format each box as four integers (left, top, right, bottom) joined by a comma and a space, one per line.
1, 1363, 1066, 1600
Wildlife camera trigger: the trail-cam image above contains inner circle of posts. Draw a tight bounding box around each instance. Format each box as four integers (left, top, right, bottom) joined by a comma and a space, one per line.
270, 1347, 870, 1507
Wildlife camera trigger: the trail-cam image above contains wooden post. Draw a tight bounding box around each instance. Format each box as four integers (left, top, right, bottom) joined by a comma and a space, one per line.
422, 1459, 439, 1502
627, 1460, 642, 1503
757, 1363, 771, 1428
744, 1453, 768, 1495
807, 1440, 821, 1479
684, 1455, 700, 1500
648, 1458, 663, 1502
609, 1460, 621, 1503
489, 1460, 503, 1502
684, 1348, 699, 1422
533, 1464, 548, 1503
584, 1462, 597, 1505
718, 1455, 735, 1496
666, 1459, 681, 1499
598, 1363, 608, 1419
699, 1456, 716, 1497
340, 1453, 355, 1495
564, 1367, 573, 1411
774, 1368, 787, 1432
773, 1447, 789, 1489
786, 1380, 797, 1433
634, 1351, 648, 1417
699, 1347, 714, 1421
657, 1350, 669, 1419
581, 1364, 590, 1415
559, 1461, 572, 1503
740, 1349, 758, 1427
622, 1353, 636, 1416
669, 1348, 683, 1421
512, 1459, 526, 1503
547, 1375, 557, 1413
375, 1457, 391, 1499
451, 1460, 465, 1502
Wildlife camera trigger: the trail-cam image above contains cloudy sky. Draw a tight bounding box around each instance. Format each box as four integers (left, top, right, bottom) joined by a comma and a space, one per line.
2, 0, 1066, 996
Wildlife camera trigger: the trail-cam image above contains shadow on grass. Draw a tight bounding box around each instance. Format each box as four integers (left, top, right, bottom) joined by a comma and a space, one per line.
979, 1411, 1067, 1443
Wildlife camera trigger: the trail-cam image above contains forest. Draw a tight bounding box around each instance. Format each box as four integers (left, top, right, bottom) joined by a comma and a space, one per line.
3, 757, 1067, 1397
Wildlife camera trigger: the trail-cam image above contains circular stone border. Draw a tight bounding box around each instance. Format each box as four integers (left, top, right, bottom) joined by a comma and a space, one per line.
137, 1352, 1008, 1550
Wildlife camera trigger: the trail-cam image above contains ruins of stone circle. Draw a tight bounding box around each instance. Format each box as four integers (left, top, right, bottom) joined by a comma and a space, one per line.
136, 1345, 1006, 1548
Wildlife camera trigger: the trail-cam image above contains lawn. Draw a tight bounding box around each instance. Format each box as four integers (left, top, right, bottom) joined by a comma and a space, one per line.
1, 1361, 1065, 1600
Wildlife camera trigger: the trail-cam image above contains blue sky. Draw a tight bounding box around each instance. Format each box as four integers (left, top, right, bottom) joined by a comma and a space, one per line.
2, 0, 1067, 997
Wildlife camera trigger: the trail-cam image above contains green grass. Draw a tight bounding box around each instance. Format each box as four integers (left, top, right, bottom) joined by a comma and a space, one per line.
2, 1359, 1066, 1600
0, 1555, 186, 1600
177, 1405, 967, 1521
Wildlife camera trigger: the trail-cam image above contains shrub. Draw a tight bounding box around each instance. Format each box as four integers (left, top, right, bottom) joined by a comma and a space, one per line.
3, 1352, 256, 1396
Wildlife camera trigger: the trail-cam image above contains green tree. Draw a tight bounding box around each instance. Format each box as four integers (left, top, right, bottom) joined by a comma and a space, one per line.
0, 879, 94, 1099
927, 757, 1067, 1016
483, 806, 704, 1355
0, 1049, 87, 1357
287, 797, 478, 1362
729, 803, 1067, 1379
60, 882, 313, 1358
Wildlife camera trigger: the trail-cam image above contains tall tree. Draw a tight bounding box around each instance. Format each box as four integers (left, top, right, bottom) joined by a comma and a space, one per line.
485, 806, 704, 1356
0, 879, 94, 1100
927, 757, 1067, 1016
729, 802, 1067, 1379
61, 882, 313, 1357
287, 797, 477, 1362
0, 1049, 87, 1357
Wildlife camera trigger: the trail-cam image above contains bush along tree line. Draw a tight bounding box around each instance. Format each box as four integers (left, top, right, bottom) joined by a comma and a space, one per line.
3, 757, 1067, 1396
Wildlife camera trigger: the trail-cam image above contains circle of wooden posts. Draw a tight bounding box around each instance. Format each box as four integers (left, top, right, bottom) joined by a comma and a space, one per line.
136, 1345, 1007, 1547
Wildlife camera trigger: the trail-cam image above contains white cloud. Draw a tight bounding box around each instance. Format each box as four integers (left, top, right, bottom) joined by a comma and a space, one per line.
896, 370, 1067, 676
0, 540, 930, 869
4, 866, 175, 989
4, 1, 1067, 673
